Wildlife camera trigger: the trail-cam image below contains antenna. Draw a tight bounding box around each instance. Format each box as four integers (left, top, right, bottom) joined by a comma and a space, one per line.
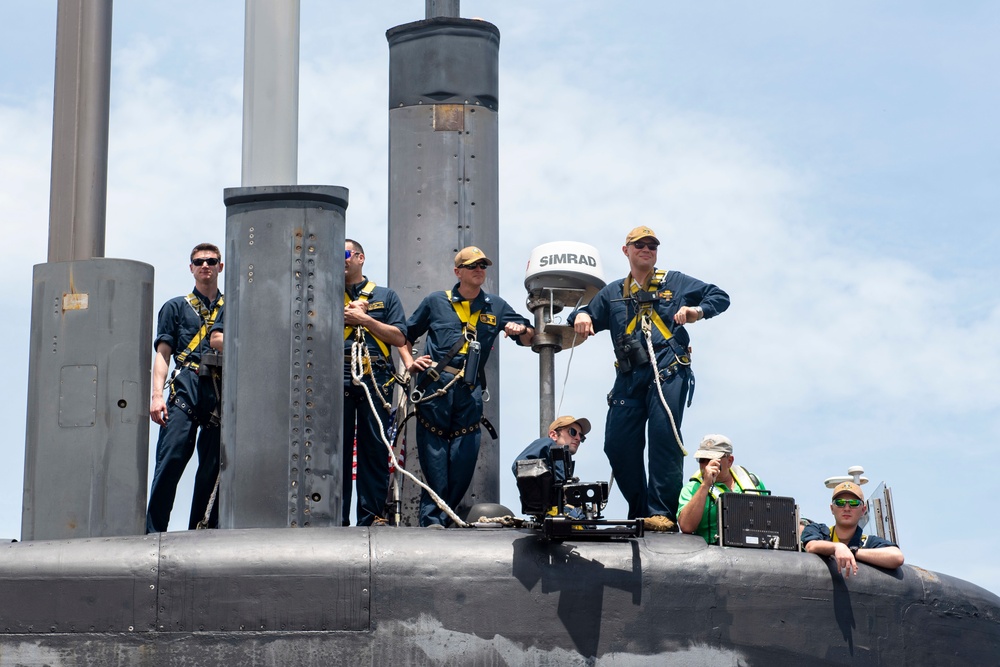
823, 465, 869, 489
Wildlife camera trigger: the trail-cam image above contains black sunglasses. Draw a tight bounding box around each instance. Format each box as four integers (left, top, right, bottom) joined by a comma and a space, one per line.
560, 426, 586, 442
192, 257, 220, 267
630, 241, 659, 250
459, 261, 489, 270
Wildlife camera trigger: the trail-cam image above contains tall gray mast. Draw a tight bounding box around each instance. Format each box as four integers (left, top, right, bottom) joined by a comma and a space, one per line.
24, 0, 153, 540
387, 2, 503, 522
47, 0, 112, 262
220, 0, 348, 528
241, 0, 299, 187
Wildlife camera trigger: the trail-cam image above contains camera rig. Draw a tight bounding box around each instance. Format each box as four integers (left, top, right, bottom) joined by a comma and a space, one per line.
514, 446, 643, 541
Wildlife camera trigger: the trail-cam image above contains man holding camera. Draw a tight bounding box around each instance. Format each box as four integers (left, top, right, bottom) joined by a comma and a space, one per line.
570, 226, 729, 530
801, 482, 904, 576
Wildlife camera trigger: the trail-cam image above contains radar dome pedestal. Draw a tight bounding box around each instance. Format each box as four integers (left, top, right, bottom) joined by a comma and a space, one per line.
524, 242, 605, 436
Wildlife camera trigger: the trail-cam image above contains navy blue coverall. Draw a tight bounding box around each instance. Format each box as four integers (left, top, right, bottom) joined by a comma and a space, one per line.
146, 289, 224, 533
570, 269, 729, 521
343, 278, 407, 526
406, 284, 531, 527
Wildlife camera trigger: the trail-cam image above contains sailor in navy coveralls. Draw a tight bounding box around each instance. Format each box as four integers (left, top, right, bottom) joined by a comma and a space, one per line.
342, 239, 408, 526
570, 227, 729, 529
400, 246, 534, 527
146, 243, 225, 533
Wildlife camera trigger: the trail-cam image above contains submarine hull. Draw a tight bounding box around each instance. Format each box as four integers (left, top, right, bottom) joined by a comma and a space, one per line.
1, 528, 997, 665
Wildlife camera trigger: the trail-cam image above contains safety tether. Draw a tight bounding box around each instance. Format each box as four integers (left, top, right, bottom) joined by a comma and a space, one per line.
642, 314, 688, 456
349, 343, 469, 528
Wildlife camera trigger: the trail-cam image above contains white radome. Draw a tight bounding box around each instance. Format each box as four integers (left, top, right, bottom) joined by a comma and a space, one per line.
524, 241, 606, 302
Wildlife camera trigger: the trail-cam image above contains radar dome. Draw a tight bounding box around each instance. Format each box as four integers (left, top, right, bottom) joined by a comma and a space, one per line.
524, 241, 605, 302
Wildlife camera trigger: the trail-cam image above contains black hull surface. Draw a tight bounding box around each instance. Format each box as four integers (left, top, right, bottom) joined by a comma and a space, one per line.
1, 527, 996, 665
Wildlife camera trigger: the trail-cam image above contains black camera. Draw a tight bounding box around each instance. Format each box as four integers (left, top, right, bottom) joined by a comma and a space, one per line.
514, 446, 607, 520
613, 332, 650, 373
562, 482, 609, 509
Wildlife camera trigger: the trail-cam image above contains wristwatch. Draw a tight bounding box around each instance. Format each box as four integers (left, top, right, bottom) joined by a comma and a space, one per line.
849, 546, 859, 555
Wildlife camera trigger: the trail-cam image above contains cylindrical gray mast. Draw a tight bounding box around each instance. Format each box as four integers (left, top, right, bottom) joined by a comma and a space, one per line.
47, 0, 112, 262
24, 0, 154, 540
426, 0, 460, 19
221, 1, 350, 528
241, 0, 299, 187
220, 186, 348, 529
386, 14, 501, 523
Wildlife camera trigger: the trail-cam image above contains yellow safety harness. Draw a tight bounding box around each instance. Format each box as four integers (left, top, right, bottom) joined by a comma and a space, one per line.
624, 269, 673, 342
175, 292, 224, 369
446, 290, 481, 353
344, 280, 391, 359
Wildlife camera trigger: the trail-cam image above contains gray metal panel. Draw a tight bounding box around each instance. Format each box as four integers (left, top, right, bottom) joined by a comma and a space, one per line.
58, 364, 98, 427
386, 19, 500, 110
387, 103, 504, 524
47, 0, 112, 262
0, 535, 158, 633
155, 528, 369, 633
23, 259, 154, 541
221, 186, 348, 529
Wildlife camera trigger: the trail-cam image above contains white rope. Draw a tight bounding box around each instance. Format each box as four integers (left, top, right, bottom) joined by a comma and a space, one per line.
350, 335, 469, 528
196, 471, 221, 530
641, 315, 687, 457
350, 338, 392, 410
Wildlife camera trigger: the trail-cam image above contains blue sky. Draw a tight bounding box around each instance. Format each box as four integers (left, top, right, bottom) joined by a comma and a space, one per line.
2, 3, 998, 594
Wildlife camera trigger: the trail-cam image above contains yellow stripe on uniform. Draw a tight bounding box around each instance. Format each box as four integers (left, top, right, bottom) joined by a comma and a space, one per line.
345, 281, 390, 358
446, 290, 481, 354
